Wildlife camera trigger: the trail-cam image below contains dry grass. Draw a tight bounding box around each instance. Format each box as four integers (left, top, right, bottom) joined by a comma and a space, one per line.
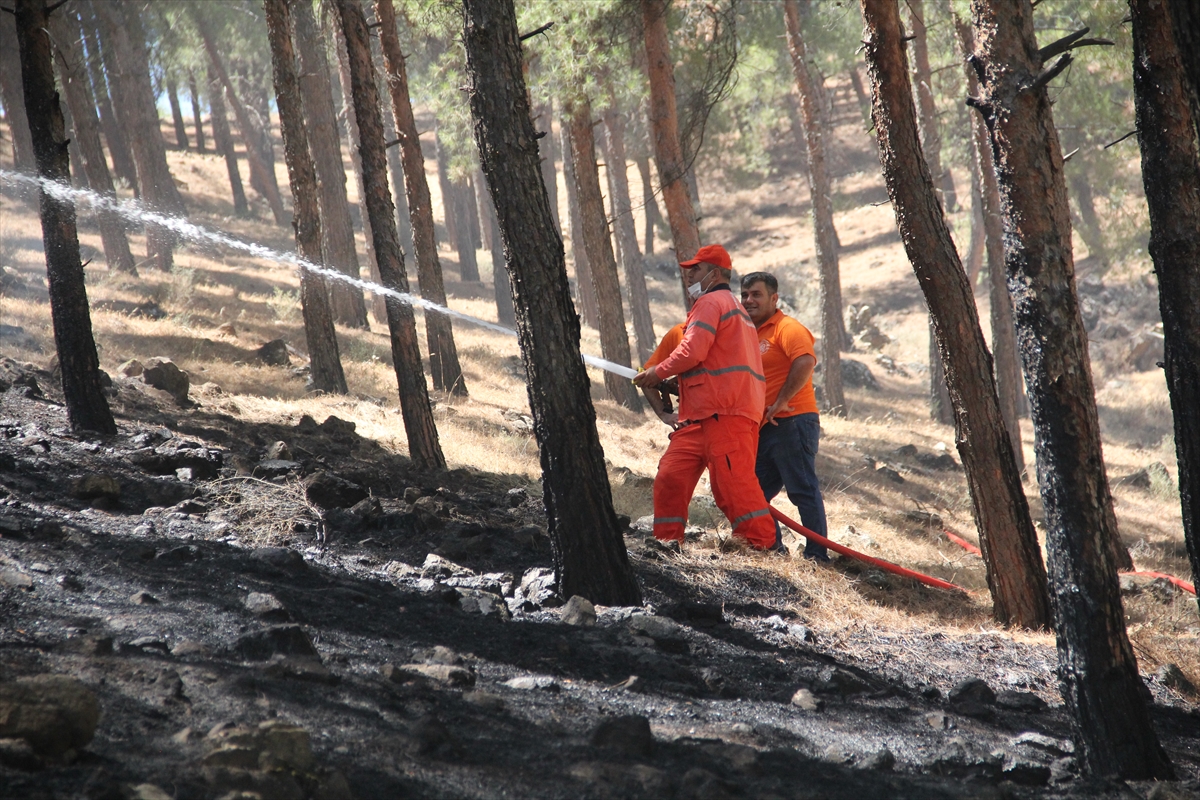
1, 105, 1195, 699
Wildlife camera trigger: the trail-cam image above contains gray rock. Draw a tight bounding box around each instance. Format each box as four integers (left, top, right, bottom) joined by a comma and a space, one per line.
0, 569, 33, 590
254, 459, 301, 479
949, 677, 996, 706
422, 553, 473, 579
627, 613, 683, 640
841, 359, 879, 390
995, 690, 1047, 712
422, 645, 465, 666
876, 466, 904, 483
790, 688, 822, 711
117, 359, 144, 377
502, 676, 558, 691
60, 635, 113, 656
515, 567, 558, 609
303, 471, 368, 510
925, 711, 951, 730
1049, 756, 1077, 784
0, 675, 100, 756
814, 666, 870, 695
262, 656, 337, 684
923, 738, 1003, 780
264, 441, 292, 460
233, 625, 320, 662
142, 358, 190, 403
70, 475, 120, 502
408, 714, 454, 757
678, 767, 737, 800
251, 547, 307, 572
126, 637, 170, 654
388, 663, 475, 687
256, 339, 291, 367
560, 595, 597, 627
859, 748, 895, 771
463, 691, 506, 711
1000, 754, 1052, 786
457, 589, 511, 619
1011, 732, 1073, 757
591, 715, 654, 757
244, 592, 290, 621
1157, 663, 1197, 695
130, 590, 159, 605
0, 736, 41, 769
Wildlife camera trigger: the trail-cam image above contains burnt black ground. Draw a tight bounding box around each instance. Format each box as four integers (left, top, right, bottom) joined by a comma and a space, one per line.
1, 365, 1198, 800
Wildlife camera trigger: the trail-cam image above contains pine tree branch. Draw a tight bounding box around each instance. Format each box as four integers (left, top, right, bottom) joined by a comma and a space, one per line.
519, 22, 553, 41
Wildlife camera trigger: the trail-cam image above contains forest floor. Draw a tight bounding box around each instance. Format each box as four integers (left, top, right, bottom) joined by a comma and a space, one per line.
0, 84, 1197, 799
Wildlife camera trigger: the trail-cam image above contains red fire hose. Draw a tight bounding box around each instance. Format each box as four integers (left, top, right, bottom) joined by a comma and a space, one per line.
941, 527, 1196, 596
769, 507, 965, 592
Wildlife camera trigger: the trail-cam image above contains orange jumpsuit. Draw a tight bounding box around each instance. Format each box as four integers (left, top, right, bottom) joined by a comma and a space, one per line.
649, 286, 778, 549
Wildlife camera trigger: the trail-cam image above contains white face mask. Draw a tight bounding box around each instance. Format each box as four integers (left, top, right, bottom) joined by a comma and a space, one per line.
687, 281, 703, 300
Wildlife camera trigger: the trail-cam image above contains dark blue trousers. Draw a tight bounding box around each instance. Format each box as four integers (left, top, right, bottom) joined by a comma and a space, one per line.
755, 412, 829, 558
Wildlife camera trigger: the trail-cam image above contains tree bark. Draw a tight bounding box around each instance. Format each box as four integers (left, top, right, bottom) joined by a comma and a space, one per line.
533, 97, 560, 232
434, 127, 457, 244
92, 1, 185, 270
784, 0, 846, 416
560, 120, 599, 328
374, 44, 413, 262
462, 0, 642, 606
1130, 0, 1200, 623
969, 0, 1167, 778
333, 0, 444, 472
49, 6, 136, 274
167, 78, 189, 150
1067, 171, 1108, 267
956, 14, 1023, 473
193, 14, 287, 227
861, 0, 1047, 628
908, 0, 957, 212
636, 155, 663, 256
264, 0, 347, 396
15, 0, 115, 436
964, 131, 986, 286
206, 65, 249, 217
60, 98, 87, 187
602, 103, 655, 364
479, 180, 515, 327
642, 0, 699, 307
568, 97, 642, 411
187, 71, 205, 153
292, 0, 369, 329
375, 0, 467, 396
78, 2, 137, 192
0, 11, 36, 172
452, 176, 481, 281
328, 4, 384, 327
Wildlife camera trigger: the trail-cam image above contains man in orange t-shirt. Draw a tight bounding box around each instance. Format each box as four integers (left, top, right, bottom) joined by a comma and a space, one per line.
741, 271, 830, 561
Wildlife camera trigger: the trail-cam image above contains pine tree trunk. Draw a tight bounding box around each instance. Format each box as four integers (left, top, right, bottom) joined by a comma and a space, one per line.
434, 127, 457, 244
375, 0, 467, 396
480, 183, 515, 327
1067, 171, 1109, 267
965, 138, 986, 286
1130, 0, 1200, 623
328, 3, 385, 327
61, 100, 87, 188
92, 1, 185, 270
78, 3, 138, 192
642, 0, 699, 308
375, 49, 413, 261
292, 0, 369, 329
568, 97, 642, 411
533, 98, 561, 232
636, 155, 662, 256
206, 65, 249, 217
956, 14, 1023, 472
928, 327, 954, 423
848, 66, 870, 121
861, 0, 1048, 627
907, 0, 957, 213
452, 177, 481, 281
969, 0, 1167, 778
462, 0, 642, 606
464, 175, 482, 250
1, 11, 36, 172
561, 121, 599, 328
49, 7, 136, 274
474, 171, 492, 252
188, 71, 205, 153
167, 79, 189, 150
194, 14, 287, 227
602, 104, 655, 364
333, 0, 444, 472
784, 0, 846, 416
15, 0, 115, 436
264, 0, 347, 396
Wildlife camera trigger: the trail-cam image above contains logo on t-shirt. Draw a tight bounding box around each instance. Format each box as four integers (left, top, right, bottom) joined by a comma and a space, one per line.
759, 339, 771, 354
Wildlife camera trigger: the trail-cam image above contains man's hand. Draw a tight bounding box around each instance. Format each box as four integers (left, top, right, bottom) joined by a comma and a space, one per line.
656, 411, 680, 429
633, 368, 663, 388
762, 401, 794, 427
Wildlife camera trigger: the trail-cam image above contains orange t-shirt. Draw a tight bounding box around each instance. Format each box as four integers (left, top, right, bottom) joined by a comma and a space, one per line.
756, 310, 818, 417
644, 323, 686, 370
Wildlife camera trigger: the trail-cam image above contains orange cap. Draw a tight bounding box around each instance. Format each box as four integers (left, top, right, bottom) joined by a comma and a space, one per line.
679, 244, 731, 270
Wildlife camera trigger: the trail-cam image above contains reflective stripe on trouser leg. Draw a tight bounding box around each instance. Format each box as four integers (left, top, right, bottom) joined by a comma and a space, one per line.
652, 424, 706, 542
700, 415, 778, 549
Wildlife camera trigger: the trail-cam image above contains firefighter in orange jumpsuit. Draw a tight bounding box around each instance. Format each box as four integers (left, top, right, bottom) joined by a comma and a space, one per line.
633, 245, 780, 550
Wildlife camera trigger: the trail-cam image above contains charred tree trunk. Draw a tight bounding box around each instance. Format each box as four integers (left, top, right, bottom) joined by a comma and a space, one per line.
376, 0, 467, 396
292, 0, 369, 329
642, 0, 699, 307
462, 0, 642, 606
533, 97, 561, 232
1, 11, 36, 171
784, 0, 846, 416
187, 71, 205, 153
207, 65, 249, 217
568, 97, 642, 411
1130, 0, 1200, 621
333, 0, 444, 472
562, 121, 599, 328
602, 103, 655, 363
79, 0, 137, 194
636, 155, 663, 255
15, 0, 115, 435
329, 4, 384, 327
92, 1, 185, 270
49, 7, 136, 274
167, 78, 189, 150
264, 0, 347, 396
861, 0, 1047, 627
969, 0, 1167, 778
908, 0, 957, 212
956, 15, 1023, 472
194, 14, 287, 227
